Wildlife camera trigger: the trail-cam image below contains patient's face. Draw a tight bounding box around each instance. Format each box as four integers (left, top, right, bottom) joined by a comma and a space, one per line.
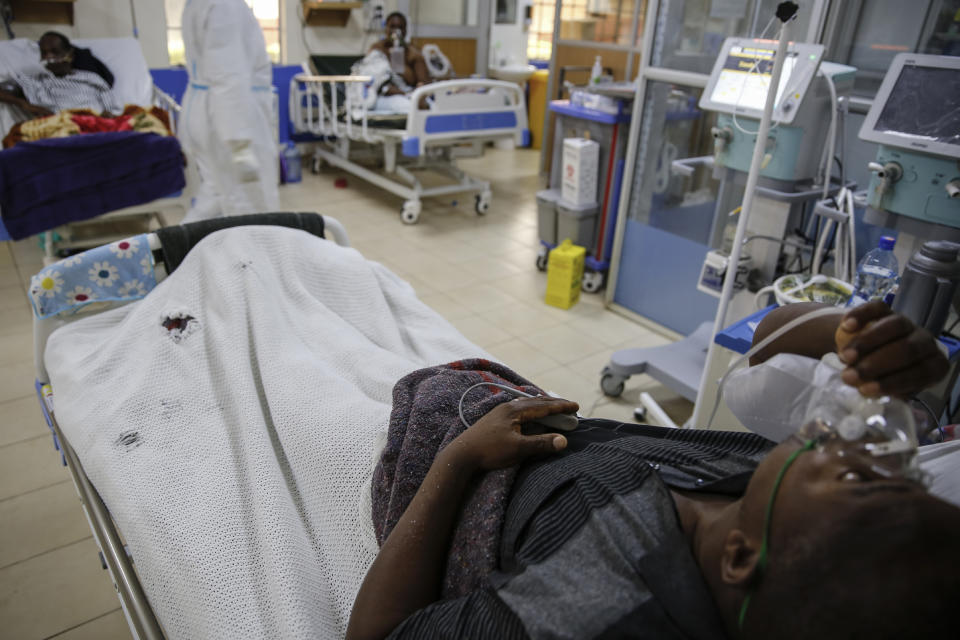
386, 15, 407, 42
744, 437, 926, 540
39, 35, 73, 77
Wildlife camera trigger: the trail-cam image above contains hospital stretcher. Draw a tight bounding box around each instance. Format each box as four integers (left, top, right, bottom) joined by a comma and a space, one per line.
0, 37, 197, 262
28, 212, 477, 639
289, 71, 529, 224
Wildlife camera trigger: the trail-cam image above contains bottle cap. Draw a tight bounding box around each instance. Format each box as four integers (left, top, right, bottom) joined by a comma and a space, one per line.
879, 236, 896, 251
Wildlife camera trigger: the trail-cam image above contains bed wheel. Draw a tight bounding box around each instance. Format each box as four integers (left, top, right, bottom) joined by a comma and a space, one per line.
474, 191, 491, 215
582, 270, 605, 293
600, 367, 626, 397
535, 246, 549, 271
401, 201, 421, 224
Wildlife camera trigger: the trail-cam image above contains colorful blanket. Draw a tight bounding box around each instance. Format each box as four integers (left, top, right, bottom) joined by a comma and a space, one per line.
3, 105, 171, 148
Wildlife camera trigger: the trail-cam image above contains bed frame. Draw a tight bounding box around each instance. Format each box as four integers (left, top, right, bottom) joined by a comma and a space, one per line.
290, 71, 529, 224
31, 214, 350, 640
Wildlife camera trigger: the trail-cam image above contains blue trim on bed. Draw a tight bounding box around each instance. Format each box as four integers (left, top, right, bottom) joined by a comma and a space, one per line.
402, 137, 421, 157
423, 111, 517, 133
521, 128, 531, 147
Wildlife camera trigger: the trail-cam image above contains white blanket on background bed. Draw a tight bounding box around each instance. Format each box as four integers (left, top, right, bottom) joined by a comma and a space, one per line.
45, 227, 488, 639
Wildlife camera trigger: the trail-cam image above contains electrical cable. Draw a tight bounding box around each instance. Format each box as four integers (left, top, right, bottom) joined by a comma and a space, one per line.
731, 15, 783, 136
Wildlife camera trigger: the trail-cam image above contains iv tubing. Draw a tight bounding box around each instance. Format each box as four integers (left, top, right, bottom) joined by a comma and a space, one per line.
692, 11, 795, 429
705, 306, 845, 430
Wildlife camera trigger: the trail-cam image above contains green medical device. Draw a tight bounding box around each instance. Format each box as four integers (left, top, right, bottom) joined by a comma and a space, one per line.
859, 54, 960, 229
700, 38, 855, 185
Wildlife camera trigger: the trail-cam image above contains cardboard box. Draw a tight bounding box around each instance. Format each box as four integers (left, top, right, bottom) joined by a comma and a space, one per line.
561, 137, 599, 206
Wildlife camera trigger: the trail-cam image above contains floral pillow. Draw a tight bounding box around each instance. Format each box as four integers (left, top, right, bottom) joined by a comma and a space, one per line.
29, 235, 157, 319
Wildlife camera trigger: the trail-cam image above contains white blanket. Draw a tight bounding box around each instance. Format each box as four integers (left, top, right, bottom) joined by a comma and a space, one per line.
46, 227, 488, 639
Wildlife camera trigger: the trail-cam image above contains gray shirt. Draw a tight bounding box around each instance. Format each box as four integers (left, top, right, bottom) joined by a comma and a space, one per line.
389, 421, 773, 639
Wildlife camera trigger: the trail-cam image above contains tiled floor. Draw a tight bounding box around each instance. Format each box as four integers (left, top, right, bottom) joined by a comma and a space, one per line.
0, 147, 690, 638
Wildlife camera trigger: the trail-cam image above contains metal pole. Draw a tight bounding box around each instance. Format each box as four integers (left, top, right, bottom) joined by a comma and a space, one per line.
691, 6, 795, 428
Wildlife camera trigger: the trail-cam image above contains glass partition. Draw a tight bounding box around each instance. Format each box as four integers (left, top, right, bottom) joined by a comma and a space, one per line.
826, 0, 960, 97
651, 0, 812, 74
613, 80, 745, 334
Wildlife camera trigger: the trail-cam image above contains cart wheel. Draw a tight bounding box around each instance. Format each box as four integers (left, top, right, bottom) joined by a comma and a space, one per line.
311, 156, 323, 174
401, 200, 421, 225
535, 246, 549, 271
582, 270, 605, 293
475, 191, 491, 215
600, 368, 626, 397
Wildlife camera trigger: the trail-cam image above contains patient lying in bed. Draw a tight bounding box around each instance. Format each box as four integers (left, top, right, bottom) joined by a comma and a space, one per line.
0, 32, 120, 120
350, 301, 959, 640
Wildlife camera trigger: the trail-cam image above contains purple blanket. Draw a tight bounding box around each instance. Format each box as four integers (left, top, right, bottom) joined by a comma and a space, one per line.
372, 359, 545, 599
0, 131, 185, 241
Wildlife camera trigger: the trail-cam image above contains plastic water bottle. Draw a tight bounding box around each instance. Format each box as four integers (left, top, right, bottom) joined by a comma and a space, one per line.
847, 236, 899, 307
590, 56, 603, 84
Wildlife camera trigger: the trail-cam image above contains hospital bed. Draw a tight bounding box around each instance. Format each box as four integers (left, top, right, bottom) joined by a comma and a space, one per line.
28, 214, 960, 639
290, 70, 529, 224
0, 37, 197, 262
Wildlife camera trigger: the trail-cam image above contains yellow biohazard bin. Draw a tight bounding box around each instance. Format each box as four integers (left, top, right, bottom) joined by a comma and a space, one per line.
545, 239, 586, 309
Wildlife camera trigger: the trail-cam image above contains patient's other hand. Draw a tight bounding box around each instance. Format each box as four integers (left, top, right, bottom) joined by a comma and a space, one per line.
447, 396, 577, 471
837, 301, 948, 397
25, 103, 53, 118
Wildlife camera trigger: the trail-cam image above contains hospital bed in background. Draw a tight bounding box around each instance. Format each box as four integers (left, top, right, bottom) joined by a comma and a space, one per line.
290, 66, 529, 224
0, 37, 197, 262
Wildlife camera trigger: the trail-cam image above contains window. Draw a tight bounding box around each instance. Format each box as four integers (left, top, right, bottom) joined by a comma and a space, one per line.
165, 0, 281, 66
527, 0, 641, 61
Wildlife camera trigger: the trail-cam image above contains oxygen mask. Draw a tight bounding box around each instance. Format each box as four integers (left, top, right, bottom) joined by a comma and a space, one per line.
799, 391, 924, 484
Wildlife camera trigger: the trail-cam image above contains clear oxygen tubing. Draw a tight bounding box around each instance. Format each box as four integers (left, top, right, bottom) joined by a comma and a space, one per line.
458, 382, 537, 429
705, 305, 845, 431
691, 10, 796, 429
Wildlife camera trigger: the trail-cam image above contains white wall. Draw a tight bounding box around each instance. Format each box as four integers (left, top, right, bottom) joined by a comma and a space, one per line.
4, 0, 169, 68
489, 1, 527, 66
283, 0, 401, 64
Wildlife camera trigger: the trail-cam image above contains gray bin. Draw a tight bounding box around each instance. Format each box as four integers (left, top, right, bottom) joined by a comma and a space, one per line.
536, 189, 559, 245
556, 199, 598, 251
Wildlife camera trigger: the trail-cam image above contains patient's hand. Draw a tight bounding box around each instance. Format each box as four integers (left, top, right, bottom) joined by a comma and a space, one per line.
24, 103, 53, 118
837, 301, 948, 397
447, 396, 577, 471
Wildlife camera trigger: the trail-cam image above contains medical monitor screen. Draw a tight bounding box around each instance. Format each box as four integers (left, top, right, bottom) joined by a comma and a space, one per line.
874, 66, 960, 147
708, 45, 797, 111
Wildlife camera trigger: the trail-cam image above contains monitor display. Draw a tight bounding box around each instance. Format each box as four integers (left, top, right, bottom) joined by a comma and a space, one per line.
874, 65, 960, 147
708, 45, 797, 111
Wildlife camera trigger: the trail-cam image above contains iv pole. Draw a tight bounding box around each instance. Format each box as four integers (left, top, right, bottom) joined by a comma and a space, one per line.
690, 2, 798, 428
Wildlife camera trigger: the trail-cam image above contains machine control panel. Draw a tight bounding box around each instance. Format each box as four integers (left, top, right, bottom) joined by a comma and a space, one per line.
700, 38, 826, 125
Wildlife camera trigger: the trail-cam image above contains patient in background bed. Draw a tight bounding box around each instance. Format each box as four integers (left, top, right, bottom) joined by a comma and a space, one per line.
350, 301, 958, 640
0, 31, 120, 120
368, 11, 430, 112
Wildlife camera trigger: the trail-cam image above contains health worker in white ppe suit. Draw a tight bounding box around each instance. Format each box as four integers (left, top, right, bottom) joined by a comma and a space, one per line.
180, 0, 279, 222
